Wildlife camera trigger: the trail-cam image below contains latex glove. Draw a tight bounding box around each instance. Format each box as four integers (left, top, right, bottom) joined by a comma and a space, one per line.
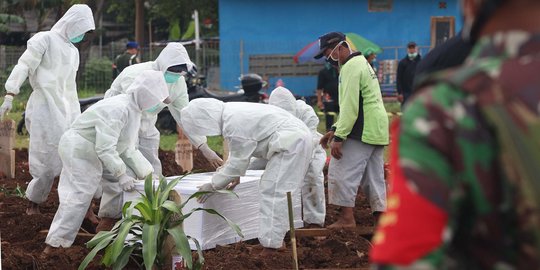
0, 95, 13, 121
118, 174, 136, 192
226, 177, 240, 190
198, 144, 223, 169
330, 141, 343, 160
197, 183, 216, 203
320, 131, 334, 149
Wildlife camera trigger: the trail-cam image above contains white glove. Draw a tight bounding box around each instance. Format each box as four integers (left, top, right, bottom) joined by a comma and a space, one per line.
0, 95, 13, 121
196, 183, 216, 203
198, 143, 223, 169
118, 174, 136, 192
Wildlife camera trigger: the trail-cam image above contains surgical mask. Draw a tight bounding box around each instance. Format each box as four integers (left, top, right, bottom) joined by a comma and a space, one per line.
69, 34, 85, 43
326, 57, 339, 67
145, 103, 163, 114
164, 71, 181, 84
408, 52, 418, 59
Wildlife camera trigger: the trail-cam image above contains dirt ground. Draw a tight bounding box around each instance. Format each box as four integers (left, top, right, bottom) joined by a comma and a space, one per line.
0, 149, 375, 270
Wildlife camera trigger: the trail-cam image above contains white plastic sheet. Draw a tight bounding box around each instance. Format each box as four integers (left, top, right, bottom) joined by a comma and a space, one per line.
123, 170, 304, 250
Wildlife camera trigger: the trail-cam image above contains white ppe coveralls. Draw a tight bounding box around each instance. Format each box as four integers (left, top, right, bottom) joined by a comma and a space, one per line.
266, 87, 327, 226
46, 71, 168, 248
100, 43, 208, 219
180, 98, 313, 248
4, 4, 95, 204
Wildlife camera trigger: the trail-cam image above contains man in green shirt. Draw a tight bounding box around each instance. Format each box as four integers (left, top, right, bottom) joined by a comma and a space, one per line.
316, 32, 389, 228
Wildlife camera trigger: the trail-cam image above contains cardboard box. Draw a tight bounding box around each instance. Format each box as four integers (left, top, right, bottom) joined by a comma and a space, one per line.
124, 170, 304, 250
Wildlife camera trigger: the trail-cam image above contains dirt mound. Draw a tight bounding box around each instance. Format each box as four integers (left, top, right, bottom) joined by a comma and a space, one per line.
1, 149, 376, 269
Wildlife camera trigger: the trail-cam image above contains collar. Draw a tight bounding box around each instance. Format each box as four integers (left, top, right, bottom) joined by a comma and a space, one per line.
343, 51, 363, 65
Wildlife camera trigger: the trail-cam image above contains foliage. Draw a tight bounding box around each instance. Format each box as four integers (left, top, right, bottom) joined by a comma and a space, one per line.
79, 174, 243, 270
81, 57, 113, 93
0, 184, 25, 198
107, 0, 218, 40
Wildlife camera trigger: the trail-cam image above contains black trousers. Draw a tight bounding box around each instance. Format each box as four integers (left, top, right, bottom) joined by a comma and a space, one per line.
323, 101, 339, 131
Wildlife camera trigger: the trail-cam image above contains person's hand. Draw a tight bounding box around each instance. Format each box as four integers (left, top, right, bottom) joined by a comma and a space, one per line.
317, 101, 324, 110
397, 94, 404, 103
0, 95, 14, 121
199, 144, 224, 170
330, 140, 343, 160
320, 131, 334, 149
118, 174, 136, 192
197, 183, 216, 203
226, 177, 240, 190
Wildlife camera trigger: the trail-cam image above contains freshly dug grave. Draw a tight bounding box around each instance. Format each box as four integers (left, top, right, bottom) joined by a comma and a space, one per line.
1, 149, 375, 270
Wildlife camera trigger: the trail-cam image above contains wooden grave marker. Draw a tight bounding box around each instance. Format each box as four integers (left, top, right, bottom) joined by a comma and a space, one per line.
0, 119, 15, 178
175, 125, 193, 172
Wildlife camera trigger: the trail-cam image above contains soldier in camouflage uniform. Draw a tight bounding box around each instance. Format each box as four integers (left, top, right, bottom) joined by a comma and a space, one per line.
370, 0, 540, 269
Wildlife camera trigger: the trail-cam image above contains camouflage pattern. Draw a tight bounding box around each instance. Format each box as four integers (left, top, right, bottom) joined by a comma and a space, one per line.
371, 31, 540, 269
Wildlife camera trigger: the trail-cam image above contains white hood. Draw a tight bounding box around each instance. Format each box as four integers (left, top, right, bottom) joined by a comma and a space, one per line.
269, 87, 297, 116
51, 4, 95, 40
154, 42, 194, 72
128, 70, 169, 111
180, 98, 224, 137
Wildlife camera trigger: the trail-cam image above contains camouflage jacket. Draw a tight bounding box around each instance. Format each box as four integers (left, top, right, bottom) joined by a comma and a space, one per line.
370, 31, 540, 270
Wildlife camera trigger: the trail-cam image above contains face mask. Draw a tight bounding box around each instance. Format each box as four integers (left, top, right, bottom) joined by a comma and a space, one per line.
408, 52, 418, 59
145, 103, 163, 114
69, 34, 85, 43
326, 57, 339, 67
164, 71, 181, 84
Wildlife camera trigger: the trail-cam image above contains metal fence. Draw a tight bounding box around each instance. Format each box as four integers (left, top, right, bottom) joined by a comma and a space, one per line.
0, 42, 429, 95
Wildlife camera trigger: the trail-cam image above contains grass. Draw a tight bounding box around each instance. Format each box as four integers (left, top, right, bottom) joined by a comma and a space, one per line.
6, 91, 400, 162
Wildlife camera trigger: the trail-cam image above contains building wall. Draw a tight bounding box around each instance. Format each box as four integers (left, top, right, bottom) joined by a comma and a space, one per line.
219, 0, 461, 96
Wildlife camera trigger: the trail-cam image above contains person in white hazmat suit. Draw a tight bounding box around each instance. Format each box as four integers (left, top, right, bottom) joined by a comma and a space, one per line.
44, 70, 169, 252
96, 42, 223, 231
180, 98, 313, 252
0, 4, 95, 215
249, 87, 327, 227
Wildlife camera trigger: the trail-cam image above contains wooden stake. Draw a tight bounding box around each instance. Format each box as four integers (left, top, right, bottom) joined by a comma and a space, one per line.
0, 119, 15, 178
287, 191, 299, 270
175, 125, 193, 172
222, 138, 229, 163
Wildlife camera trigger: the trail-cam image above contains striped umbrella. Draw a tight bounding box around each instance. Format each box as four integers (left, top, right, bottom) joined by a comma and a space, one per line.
293, 32, 382, 64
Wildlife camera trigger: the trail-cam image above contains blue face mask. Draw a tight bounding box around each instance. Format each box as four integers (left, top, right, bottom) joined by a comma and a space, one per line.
69, 34, 85, 43
145, 103, 162, 114
164, 71, 181, 84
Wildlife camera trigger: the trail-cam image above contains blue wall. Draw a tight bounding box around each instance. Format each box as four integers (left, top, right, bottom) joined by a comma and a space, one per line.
219, 0, 461, 96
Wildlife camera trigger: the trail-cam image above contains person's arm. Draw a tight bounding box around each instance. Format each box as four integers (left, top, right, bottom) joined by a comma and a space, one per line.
316, 89, 324, 110
94, 110, 129, 178
105, 71, 136, 98
211, 137, 257, 189
370, 86, 456, 268
316, 69, 326, 109
5, 33, 48, 95
333, 64, 362, 141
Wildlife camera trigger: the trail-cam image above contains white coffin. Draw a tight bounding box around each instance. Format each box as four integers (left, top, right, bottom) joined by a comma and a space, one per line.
123, 170, 304, 250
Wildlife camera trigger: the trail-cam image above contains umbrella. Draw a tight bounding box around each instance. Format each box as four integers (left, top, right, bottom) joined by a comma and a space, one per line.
293, 32, 383, 64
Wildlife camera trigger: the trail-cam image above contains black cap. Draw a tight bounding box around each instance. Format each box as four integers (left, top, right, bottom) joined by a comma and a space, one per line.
407, 41, 417, 48
314, 32, 346, 59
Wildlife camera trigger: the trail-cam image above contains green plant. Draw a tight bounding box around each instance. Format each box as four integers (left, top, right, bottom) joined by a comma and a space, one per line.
79, 175, 243, 270
81, 57, 113, 92
0, 184, 26, 198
